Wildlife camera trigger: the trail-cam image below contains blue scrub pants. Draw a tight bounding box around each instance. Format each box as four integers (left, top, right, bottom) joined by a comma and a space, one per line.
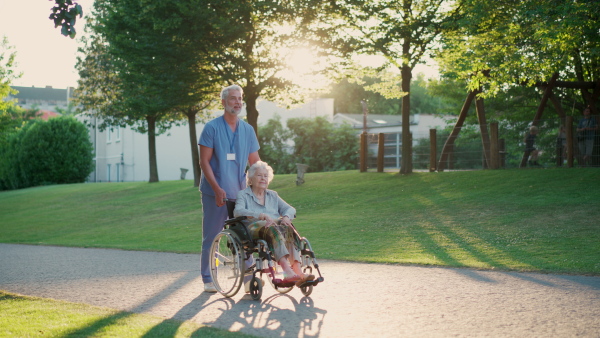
201, 193, 228, 283
201, 193, 253, 284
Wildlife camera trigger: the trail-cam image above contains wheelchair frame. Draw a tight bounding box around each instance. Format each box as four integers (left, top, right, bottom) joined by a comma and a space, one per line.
208, 200, 324, 300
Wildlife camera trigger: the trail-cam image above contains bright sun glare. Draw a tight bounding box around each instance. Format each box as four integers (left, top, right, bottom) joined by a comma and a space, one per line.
279, 47, 330, 92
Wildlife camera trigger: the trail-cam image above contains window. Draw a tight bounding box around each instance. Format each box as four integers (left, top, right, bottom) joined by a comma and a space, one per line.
107, 128, 112, 143
115, 126, 121, 141
116, 163, 120, 182
107, 164, 111, 182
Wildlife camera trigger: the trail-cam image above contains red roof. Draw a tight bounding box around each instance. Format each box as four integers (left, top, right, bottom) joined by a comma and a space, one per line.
37, 110, 61, 121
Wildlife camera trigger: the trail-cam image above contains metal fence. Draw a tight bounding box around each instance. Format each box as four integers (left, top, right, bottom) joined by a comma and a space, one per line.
362, 116, 600, 171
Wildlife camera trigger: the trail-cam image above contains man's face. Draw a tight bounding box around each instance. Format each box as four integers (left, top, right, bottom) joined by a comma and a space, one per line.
223, 89, 243, 116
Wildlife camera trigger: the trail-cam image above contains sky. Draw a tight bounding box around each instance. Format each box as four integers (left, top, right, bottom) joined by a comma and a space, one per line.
0, 0, 437, 91
0, 0, 93, 89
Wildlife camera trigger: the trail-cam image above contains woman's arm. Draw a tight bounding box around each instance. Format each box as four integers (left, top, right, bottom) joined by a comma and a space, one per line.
275, 192, 296, 220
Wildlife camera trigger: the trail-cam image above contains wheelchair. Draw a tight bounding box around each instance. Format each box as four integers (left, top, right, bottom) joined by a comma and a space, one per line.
209, 200, 324, 300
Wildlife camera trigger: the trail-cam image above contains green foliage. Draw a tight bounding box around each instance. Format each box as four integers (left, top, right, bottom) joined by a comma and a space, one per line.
0, 117, 93, 190
258, 116, 359, 174
257, 115, 295, 174
49, 0, 83, 38
439, 0, 600, 95
0, 36, 20, 113
324, 72, 443, 115
287, 116, 359, 172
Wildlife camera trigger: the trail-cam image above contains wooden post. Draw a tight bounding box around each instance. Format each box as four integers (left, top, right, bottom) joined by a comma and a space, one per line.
475, 97, 491, 168
429, 129, 437, 172
360, 133, 367, 172
377, 133, 385, 172
438, 89, 478, 171
566, 116, 574, 168
490, 122, 499, 169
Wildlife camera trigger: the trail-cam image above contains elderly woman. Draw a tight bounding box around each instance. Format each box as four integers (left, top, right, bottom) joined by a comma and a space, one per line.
234, 161, 314, 285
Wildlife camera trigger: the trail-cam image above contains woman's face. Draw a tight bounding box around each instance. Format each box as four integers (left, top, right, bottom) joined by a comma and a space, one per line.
251, 168, 269, 190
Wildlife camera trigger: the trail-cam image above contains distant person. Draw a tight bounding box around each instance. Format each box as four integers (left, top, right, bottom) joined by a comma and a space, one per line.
576, 106, 598, 167
198, 84, 260, 293
524, 126, 540, 166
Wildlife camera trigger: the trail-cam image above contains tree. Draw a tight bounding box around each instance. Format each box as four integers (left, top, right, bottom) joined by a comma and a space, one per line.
304, 0, 462, 174
207, 0, 308, 136
0, 37, 19, 112
324, 71, 443, 116
287, 116, 358, 172
76, 0, 222, 184
438, 0, 600, 109
257, 115, 294, 174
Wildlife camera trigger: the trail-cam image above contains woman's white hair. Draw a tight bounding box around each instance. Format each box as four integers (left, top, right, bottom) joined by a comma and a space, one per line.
247, 161, 274, 186
220, 84, 243, 101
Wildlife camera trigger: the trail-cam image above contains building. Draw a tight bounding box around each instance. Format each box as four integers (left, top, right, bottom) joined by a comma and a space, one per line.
8, 85, 74, 114
83, 97, 335, 182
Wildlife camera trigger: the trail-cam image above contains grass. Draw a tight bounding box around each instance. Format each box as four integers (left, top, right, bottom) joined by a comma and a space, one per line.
0, 291, 256, 338
1, 168, 599, 336
1, 168, 599, 275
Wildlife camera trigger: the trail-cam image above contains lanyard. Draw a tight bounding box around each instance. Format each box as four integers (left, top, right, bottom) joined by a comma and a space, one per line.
223, 117, 239, 153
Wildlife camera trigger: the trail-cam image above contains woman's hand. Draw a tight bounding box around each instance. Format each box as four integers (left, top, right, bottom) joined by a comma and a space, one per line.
280, 216, 292, 227
259, 213, 276, 227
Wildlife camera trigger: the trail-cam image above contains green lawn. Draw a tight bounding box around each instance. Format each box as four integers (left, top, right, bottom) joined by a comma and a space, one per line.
0, 291, 257, 338
1, 168, 599, 275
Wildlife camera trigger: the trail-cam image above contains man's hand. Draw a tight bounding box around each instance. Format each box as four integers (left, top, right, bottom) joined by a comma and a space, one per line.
215, 188, 227, 207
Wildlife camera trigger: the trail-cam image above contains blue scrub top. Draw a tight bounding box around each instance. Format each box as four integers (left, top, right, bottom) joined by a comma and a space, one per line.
198, 115, 260, 199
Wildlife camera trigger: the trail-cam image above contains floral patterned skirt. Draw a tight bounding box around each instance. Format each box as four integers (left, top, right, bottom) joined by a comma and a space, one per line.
247, 220, 301, 262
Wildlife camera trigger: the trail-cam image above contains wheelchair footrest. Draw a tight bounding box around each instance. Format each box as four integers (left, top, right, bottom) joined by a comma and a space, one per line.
296, 276, 324, 288
272, 279, 297, 288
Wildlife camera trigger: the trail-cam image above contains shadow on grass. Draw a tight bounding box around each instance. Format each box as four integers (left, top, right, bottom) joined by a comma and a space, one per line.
61, 268, 326, 338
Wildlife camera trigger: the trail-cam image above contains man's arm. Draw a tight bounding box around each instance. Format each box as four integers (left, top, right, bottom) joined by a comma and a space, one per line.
199, 145, 227, 207
248, 151, 260, 166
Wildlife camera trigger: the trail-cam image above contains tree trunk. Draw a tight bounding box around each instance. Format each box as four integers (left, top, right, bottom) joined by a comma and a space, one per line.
147, 115, 159, 183
400, 62, 412, 174
187, 109, 201, 187
244, 85, 259, 138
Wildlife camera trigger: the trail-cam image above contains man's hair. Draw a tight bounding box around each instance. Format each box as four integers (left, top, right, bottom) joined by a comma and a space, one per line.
220, 84, 243, 101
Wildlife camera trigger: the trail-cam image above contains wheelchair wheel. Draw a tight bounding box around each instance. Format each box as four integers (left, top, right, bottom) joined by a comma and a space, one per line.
249, 276, 263, 300
209, 230, 244, 298
300, 261, 314, 297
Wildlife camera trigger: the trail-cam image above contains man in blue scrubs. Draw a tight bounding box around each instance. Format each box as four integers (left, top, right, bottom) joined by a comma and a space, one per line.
199, 84, 260, 292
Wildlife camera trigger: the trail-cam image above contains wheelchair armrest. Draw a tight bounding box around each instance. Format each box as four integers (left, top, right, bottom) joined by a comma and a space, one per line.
224, 216, 247, 225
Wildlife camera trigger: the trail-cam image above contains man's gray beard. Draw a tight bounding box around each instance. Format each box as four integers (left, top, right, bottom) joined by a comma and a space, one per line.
226, 107, 241, 116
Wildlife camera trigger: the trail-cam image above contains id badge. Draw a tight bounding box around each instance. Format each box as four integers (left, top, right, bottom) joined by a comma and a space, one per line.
227, 153, 236, 161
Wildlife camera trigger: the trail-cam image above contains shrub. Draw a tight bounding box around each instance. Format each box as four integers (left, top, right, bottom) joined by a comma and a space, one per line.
0, 117, 94, 189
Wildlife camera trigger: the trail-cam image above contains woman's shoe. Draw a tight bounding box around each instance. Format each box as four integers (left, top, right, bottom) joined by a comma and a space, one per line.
295, 274, 315, 287
281, 274, 301, 283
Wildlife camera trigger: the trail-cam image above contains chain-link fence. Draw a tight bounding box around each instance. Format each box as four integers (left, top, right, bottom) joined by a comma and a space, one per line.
361, 116, 600, 171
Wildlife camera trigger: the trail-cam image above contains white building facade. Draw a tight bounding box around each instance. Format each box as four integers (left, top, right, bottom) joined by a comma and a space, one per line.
84, 98, 335, 182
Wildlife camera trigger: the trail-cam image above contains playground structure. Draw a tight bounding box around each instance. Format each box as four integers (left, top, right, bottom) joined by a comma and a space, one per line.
359, 73, 599, 172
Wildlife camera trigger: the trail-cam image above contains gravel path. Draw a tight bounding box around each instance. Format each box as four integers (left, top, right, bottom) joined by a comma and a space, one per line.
1, 243, 599, 337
